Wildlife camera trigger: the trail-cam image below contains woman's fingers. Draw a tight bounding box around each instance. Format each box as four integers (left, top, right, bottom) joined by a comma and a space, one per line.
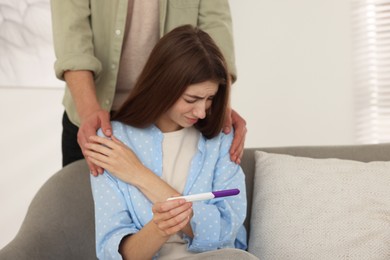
111, 135, 124, 145
154, 208, 192, 236
152, 200, 192, 236
89, 135, 117, 149
85, 142, 113, 157
87, 154, 110, 170
157, 208, 192, 236
88, 135, 134, 159
152, 199, 189, 217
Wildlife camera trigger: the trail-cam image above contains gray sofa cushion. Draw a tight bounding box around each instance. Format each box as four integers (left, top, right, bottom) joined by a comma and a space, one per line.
248, 151, 390, 258
241, 142, 390, 233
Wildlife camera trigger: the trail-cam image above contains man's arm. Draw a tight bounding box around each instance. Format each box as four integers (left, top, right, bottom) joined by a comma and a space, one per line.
198, 0, 247, 163
198, 0, 237, 81
51, 0, 102, 80
64, 70, 112, 175
51, 0, 110, 174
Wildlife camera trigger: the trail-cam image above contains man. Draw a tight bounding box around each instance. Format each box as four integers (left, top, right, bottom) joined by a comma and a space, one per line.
51, 0, 247, 175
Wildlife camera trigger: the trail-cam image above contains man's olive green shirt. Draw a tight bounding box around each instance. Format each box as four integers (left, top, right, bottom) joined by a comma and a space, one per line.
51, 0, 237, 126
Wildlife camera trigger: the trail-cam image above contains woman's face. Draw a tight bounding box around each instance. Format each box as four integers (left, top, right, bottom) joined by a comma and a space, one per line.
156, 80, 219, 132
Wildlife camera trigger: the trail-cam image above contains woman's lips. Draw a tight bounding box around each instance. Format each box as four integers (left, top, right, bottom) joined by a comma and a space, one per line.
187, 117, 198, 124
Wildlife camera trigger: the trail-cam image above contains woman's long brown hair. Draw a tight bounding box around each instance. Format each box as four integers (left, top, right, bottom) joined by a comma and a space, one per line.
112, 25, 230, 139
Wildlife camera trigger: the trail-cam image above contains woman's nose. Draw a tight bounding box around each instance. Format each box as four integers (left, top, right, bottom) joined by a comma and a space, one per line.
193, 102, 206, 119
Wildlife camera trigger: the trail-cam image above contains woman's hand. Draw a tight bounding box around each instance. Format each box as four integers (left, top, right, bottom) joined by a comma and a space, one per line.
84, 135, 146, 184
152, 199, 193, 237
119, 198, 193, 259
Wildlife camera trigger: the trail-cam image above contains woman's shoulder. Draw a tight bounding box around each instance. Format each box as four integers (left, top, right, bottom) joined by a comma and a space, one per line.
110, 121, 160, 143
111, 120, 130, 132
111, 121, 149, 134
200, 130, 234, 154
204, 129, 234, 144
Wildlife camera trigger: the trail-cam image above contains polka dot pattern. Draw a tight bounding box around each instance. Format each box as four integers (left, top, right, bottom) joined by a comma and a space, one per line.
91, 122, 247, 259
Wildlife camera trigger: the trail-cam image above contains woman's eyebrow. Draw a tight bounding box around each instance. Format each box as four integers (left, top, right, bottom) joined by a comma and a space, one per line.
184, 94, 205, 99
184, 94, 215, 99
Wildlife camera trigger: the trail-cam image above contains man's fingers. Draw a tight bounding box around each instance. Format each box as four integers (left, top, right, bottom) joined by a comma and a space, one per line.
228, 109, 247, 163
232, 131, 246, 164
86, 154, 105, 175
78, 129, 106, 175
223, 114, 232, 134
223, 106, 232, 134
100, 112, 112, 137
231, 125, 247, 162
229, 139, 240, 163
85, 157, 99, 176
76, 110, 112, 175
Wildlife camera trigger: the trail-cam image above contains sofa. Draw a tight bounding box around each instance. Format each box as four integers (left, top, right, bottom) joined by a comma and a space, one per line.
0, 143, 389, 259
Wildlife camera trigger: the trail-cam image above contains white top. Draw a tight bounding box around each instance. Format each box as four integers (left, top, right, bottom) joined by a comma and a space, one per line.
161, 127, 199, 193
159, 126, 199, 259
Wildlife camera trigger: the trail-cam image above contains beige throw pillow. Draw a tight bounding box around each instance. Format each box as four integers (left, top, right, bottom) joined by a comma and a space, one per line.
248, 151, 390, 259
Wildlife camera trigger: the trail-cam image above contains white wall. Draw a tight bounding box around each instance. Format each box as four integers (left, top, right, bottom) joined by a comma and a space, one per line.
229, 0, 355, 147
0, 87, 63, 248
0, 0, 355, 249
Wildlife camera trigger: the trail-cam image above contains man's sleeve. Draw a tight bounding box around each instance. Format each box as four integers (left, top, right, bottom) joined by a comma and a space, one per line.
198, 0, 237, 82
50, 0, 102, 80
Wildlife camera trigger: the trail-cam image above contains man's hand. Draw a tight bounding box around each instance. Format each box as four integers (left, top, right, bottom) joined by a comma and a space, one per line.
78, 109, 112, 176
223, 108, 247, 164
63, 70, 112, 175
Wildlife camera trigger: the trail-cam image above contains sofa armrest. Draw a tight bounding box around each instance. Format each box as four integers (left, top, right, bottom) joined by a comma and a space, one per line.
0, 160, 97, 260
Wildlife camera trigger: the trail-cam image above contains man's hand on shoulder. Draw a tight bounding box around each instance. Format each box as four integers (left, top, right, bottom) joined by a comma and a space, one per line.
223, 108, 247, 164
78, 109, 112, 176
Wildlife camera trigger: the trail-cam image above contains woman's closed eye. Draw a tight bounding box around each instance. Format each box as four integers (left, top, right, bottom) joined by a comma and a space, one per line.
184, 98, 197, 104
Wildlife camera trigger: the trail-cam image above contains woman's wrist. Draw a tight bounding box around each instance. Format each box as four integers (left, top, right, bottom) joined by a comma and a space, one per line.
130, 167, 155, 189
132, 169, 177, 203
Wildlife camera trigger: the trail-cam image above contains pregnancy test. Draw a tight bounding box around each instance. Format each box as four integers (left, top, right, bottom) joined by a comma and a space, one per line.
167, 189, 240, 202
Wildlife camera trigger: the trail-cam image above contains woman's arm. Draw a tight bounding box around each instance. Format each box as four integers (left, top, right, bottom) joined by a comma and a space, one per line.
86, 135, 178, 202
119, 199, 192, 259
90, 173, 138, 259
186, 132, 247, 251
85, 134, 195, 238
91, 154, 194, 259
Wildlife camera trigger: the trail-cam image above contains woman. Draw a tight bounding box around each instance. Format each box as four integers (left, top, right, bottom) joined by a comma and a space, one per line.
86, 25, 255, 260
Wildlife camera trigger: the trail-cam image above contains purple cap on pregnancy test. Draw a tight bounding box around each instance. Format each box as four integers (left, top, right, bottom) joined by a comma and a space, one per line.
212, 189, 240, 198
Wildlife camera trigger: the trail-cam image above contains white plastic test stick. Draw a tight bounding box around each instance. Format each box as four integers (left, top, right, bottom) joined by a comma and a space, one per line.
167, 193, 214, 202
167, 189, 240, 202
